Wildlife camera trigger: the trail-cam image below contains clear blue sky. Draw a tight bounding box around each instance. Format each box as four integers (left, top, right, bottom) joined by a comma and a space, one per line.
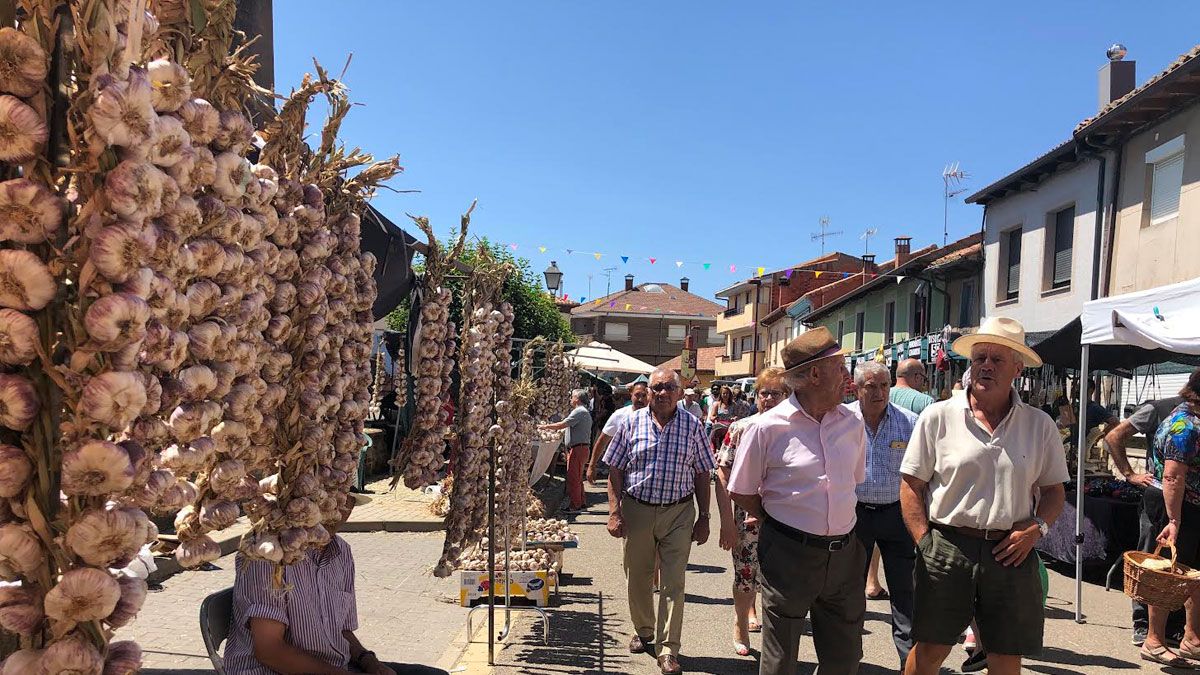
274, 2, 1200, 303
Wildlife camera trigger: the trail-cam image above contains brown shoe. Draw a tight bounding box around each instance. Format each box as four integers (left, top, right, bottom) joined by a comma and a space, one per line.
629, 635, 651, 654
658, 654, 682, 674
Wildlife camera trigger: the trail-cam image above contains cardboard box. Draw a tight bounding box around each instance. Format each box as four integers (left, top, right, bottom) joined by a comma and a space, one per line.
459, 570, 553, 607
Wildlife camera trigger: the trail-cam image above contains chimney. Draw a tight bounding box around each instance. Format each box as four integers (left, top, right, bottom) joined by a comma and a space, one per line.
862, 254, 876, 270
895, 237, 912, 267
679, 276, 690, 292
1099, 44, 1135, 111
624, 274, 635, 292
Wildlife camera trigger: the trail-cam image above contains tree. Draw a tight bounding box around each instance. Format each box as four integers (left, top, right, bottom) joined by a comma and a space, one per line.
384, 238, 574, 343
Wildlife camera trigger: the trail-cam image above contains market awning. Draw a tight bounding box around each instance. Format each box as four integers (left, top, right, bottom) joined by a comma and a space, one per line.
565, 342, 656, 375
1032, 317, 1200, 371
361, 205, 417, 320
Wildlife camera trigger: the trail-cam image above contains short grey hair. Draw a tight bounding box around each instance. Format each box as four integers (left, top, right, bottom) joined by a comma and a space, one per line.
571, 389, 590, 407
853, 361, 891, 387
650, 367, 682, 386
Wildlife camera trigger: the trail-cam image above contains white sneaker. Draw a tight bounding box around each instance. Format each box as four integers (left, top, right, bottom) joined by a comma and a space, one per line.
963, 627, 976, 651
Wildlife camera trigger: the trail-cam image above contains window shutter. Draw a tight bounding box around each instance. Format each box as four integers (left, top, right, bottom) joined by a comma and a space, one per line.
1052, 208, 1074, 286
1151, 152, 1184, 223
1006, 230, 1022, 297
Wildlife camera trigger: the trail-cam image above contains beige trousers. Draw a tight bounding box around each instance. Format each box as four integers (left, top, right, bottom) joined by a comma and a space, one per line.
621, 495, 695, 657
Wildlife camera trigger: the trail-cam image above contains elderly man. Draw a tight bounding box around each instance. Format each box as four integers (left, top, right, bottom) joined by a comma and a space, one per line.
891, 358, 935, 415
679, 388, 704, 420
603, 368, 714, 675
847, 361, 919, 668
539, 389, 593, 512
729, 327, 866, 675
225, 495, 448, 675
899, 317, 1068, 675
587, 381, 649, 484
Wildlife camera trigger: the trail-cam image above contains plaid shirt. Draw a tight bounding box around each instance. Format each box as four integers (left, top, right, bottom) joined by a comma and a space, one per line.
847, 401, 918, 505
603, 406, 716, 504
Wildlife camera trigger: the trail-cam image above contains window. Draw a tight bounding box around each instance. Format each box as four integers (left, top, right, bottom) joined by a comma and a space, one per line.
1147, 135, 1185, 225
837, 319, 845, 345
884, 301, 895, 344
1004, 228, 1022, 300
911, 295, 927, 335
854, 312, 865, 351
1048, 206, 1074, 289
959, 278, 978, 327
740, 335, 753, 356
603, 322, 628, 342
707, 326, 722, 344
666, 324, 687, 342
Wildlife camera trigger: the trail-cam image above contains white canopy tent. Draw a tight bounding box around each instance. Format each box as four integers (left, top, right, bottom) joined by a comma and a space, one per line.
564, 341, 656, 376
1073, 276, 1200, 622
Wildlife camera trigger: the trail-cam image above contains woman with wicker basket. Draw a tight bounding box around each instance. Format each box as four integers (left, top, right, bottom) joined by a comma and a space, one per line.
1140, 371, 1200, 667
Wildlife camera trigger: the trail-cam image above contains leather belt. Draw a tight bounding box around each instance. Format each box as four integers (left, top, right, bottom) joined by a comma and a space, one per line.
624, 492, 693, 508
857, 501, 900, 511
932, 522, 1008, 541
765, 514, 852, 552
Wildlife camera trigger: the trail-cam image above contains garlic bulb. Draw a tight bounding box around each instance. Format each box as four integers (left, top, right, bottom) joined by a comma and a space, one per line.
1, 649, 42, 675
0, 585, 42, 635
44, 567, 121, 622
83, 293, 150, 350
102, 640, 141, 675
212, 109, 253, 154
0, 523, 41, 579
148, 114, 191, 167
0, 94, 46, 161
38, 633, 104, 674
174, 98, 218, 144
0, 308, 38, 366
0, 373, 38, 431
198, 499, 239, 531
0, 248, 55, 311
174, 534, 220, 567
90, 70, 155, 149
105, 160, 165, 221
80, 371, 147, 429
212, 152, 251, 200
0, 27, 47, 98
0, 178, 63, 244
88, 223, 155, 284
103, 575, 147, 628
65, 508, 146, 568
146, 58, 191, 112
60, 441, 133, 497
0, 444, 31, 498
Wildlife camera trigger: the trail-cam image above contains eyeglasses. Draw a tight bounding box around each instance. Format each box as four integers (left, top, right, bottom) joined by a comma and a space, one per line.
649, 383, 679, 393
758, 389, 786, 399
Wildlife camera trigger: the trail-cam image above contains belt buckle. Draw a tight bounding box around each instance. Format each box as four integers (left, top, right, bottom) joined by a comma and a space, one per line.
983, 529, 1002, 540
828, 539, 845, 552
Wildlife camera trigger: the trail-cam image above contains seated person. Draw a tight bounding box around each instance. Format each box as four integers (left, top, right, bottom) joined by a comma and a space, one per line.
224, 494, 448, 675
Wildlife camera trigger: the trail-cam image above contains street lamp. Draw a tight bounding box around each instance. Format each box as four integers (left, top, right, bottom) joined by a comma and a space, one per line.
543, 261, 563, 298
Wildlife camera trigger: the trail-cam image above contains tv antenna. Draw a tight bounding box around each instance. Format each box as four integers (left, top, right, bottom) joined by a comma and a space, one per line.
811, 216, 842, 255
601, 266, 617, 296
860, 227, 879, 256
942, 162, 970, 245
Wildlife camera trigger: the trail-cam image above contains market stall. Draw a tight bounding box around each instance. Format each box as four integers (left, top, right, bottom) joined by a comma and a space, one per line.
1048, 277, 1200, 622
565, 341, 656, 377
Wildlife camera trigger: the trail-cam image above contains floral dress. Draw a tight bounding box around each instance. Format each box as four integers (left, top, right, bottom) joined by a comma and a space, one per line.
718, 415, 760, 593
1149, 402, 1200, 505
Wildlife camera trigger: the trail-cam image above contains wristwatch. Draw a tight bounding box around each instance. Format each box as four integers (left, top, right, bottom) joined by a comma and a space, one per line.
698, 511, 710, 519
1033, 517, 1049, 537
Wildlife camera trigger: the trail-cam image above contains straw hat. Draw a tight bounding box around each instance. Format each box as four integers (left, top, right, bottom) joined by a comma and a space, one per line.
781, 327, 848, 375
951, 316, 1042, 368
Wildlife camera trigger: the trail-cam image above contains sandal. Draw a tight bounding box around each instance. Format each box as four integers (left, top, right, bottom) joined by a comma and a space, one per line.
1141, 644, 1195, 668
734, 641, 751, 657
1178, 640, 1200, 660
747, 620, 761, 633
867, 589, 890, 601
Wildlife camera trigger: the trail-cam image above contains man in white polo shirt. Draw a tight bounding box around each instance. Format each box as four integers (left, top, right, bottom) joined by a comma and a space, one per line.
587, 381, 649, 484
899, 317, 1068, 675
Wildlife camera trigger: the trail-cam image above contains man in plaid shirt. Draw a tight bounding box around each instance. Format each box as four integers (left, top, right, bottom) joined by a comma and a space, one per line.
604, 367, 715, 675
847, 361, 919, 669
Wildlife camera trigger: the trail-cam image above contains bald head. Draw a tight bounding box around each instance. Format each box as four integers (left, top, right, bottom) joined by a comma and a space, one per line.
648, 367, 683, 418
895, 358, 928, 391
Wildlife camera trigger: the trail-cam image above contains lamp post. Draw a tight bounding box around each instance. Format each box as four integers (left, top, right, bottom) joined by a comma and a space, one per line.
543, 261, 563, 299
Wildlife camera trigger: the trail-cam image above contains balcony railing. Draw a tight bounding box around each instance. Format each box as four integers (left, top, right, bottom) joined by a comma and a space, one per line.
722, 306, 744, 318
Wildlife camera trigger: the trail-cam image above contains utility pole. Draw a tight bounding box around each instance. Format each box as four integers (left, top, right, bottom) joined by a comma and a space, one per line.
811, 216, 842, 255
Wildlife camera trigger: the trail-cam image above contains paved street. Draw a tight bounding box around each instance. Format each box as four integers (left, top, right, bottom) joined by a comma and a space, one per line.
126, 531, 466, 674
492, 481, 1167, 674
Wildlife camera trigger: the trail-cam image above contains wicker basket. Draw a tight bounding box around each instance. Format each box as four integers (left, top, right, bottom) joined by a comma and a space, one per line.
1123, 544, 1200, 611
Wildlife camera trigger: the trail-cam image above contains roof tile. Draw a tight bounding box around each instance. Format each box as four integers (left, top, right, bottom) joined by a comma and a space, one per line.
571, 283, 723, 318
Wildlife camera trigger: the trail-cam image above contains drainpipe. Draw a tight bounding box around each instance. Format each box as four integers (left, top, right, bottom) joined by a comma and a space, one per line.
750, 281, 761, 376
1100, 146, 1123, 297
979, 204, 987, 323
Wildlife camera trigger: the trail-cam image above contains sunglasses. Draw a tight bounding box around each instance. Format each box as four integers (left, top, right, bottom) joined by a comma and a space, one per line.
758, 389, 786, 398
650, 383, 680, 393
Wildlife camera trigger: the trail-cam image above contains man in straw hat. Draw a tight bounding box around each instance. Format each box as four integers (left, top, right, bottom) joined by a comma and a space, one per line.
899, 317, 1068, 675
728, 326, 867, 675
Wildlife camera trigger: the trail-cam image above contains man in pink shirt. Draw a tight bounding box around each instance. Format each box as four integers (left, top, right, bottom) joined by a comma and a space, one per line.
729, 327, 866, 675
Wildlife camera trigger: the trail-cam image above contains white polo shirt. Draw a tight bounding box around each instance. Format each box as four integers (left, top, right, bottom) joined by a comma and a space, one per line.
900, 389, 1069, 531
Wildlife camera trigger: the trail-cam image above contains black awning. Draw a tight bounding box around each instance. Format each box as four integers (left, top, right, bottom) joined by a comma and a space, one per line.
361, 205, 417, 320
1032, 316, 1200, 371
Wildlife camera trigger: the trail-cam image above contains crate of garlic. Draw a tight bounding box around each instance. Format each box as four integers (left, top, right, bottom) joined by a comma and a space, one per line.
525, 517, 579, 547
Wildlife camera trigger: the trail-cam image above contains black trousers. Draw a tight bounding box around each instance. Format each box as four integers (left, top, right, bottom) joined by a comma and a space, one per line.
1132, 486, 1192, 635
854, 501, 915, 668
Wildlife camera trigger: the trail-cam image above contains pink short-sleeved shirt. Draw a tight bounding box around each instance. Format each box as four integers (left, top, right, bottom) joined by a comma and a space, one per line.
728, 394, 866, 536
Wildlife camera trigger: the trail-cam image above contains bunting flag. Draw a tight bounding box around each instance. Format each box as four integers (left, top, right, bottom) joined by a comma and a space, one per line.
593, 252, 602, 260
538, 246, 547, 254
842, 273, 850, 278
610, 301, 616, 308
814, 271, 822, 278
566, 249, 574, 255
730, 264, 737, 273
595, 299, 603, 305
675, 261, 683, 268
784, 269, 794, 278
703, 263, 711, 270
649, 258, 657, 264
509, 243, 518, 251
621, 256, 629, 264
624, 303, 632, 310
756, 266, 765, 277
896, 275, 905, 284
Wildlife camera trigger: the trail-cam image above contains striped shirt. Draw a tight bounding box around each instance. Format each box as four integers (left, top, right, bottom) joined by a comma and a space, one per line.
603, 406, 716, 504
224, 536, 357, 675
847, 401, 918, 504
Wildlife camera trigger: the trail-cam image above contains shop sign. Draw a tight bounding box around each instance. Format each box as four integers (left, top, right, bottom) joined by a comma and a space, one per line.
680, 348, 696, 381
929, 337, 944, 362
